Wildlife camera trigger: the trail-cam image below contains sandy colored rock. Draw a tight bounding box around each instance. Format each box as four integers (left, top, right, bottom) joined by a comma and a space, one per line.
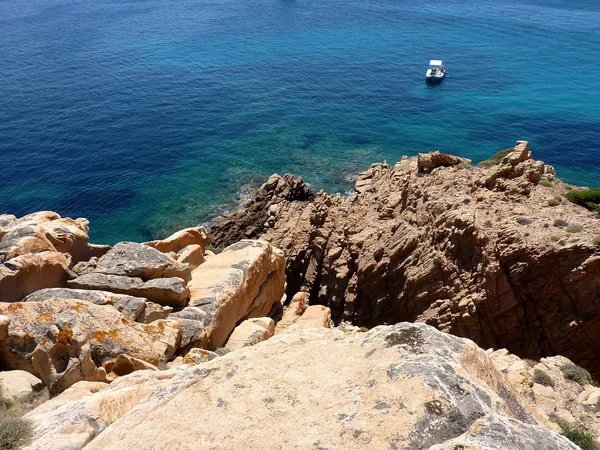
283, 305, 332, 333
0, 251, 71, 302
0, 211, 97, 264
0, 299, 180, 394
176, 244, 205, 269
489, 349, 600, 441
225, 317, 275, 350
0, 370, 43, 402
24, 287, 146, 320
72, 323, 575, 450
68, 273, 189, 307
23, 368, 185, 450
136, 301, 172, 323
83, 241, 191, 281
145, 227, 207, 254
417, 150, 470, 172
178, 240, 285, 349
210, 141, 600, 378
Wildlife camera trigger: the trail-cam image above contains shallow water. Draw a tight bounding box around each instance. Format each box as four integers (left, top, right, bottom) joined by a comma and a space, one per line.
1, 0, 599, 243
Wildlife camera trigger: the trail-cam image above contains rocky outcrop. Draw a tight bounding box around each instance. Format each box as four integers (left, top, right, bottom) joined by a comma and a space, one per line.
489, 349, 600, 441
0, 212, 110, 302
0, 299, 180, 394
417, 150, 470, 173
172, 240, 285, 350
23, 288, 147, 320
24, 323, 577, 450
210, 141, 600, 377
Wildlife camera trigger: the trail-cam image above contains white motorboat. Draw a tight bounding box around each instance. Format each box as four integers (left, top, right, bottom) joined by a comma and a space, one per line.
426, 60, 445, 82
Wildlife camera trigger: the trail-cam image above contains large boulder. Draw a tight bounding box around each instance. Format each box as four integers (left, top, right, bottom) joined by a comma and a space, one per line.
417, 151, 471, 173
23, 288, 147, 320
0, 211, 101, 264
173, 240, 285, 350
81, 242, 191, 282
68, 273, 189, 308
0, 299, 180, 394
0, 370, 43, 402
225, 317, 275, 350
0, 251, 71, 302
25, 323, 576, 450
144, 227, 207, 254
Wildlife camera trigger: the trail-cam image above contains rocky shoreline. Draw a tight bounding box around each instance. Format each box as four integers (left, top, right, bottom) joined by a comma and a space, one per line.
0, 141, 599, 449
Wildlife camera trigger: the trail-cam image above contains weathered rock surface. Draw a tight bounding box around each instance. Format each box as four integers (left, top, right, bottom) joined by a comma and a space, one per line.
210, 141, 600, 377
0, 370, 43, 402
174, 240, 285, 350
23, 288, 147, 320
137, 301, 172, 323
24, 323, 576, 450
81, 242, 191, 282
0, 314, 9, 340
225, 317, 275, 350
145, 227, 207, 254
489, 348, 600, 441
0, 299, 180, 394
68, 273, 189, 307
0, 251, 72, 302
417, 150, 471, 173
0, 211, 105, 264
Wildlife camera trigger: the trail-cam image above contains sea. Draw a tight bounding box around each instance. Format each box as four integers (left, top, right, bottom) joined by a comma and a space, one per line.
1, 0, 599, 244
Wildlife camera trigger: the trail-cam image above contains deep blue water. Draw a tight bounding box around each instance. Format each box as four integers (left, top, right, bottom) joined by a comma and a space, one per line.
1, 0, 599, 244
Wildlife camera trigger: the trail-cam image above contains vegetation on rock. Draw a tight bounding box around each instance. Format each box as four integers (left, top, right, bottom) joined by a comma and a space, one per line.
477, 147, 513, 168
533, 369, 555, 387
560, 363, 592, 385
565, 187, 600, 212
553, 417, 599, 450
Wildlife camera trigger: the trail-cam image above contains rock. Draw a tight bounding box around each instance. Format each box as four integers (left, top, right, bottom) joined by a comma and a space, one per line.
0, 251, 72, 302
209, 141, 600, 379
0, 370, 43, 402
23, 368, 182, 450
417, 151, 471, 172
103, 354, 158, 380
83, 242, 191, 282
23, 288, 147, 320
489, 350, 600, 441
176, 244, 205, 269
68, 273, 189, 307
168, 348, 219, 368
532, 383, 556, 415
0, 299, 180, 394
144, 227, 207, 254
178, 240, 285, 349
40, 323, 573, 450
0, 314, 9, 340
283, 305, 332, 332
225, 317, 275, 350
0, 211, 98, 264
136, 301, 172, 323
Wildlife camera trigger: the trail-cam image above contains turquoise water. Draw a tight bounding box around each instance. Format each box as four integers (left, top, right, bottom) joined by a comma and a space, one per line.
1, 0, 599, 244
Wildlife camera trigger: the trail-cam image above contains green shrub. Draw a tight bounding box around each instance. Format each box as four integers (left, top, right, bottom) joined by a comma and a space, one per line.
566, 187, 600, 212
594, 236, 600, 246
0, 415, 34, 450
539, 179, 553, 187
566, 224, 583, 233
523, 358, 539, 368
564, 184, 573, 191
560, 363, 592, 385
477, 148, 513, 168
548, 197, 561, 207
358, 326, 369, 332
532, 369, 554, 387
550, 235, 561, 242
552, 417, 599, 450
214, 347, 231, 356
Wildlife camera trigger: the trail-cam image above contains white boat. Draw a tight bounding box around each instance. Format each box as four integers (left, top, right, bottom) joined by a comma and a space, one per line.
426, 60, 445, 82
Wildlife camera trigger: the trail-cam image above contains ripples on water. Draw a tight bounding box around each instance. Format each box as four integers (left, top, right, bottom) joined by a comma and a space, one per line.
1, 0, 599, 243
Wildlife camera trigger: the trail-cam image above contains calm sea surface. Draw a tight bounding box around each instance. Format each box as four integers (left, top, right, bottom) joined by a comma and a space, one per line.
1, 0, 599, 243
